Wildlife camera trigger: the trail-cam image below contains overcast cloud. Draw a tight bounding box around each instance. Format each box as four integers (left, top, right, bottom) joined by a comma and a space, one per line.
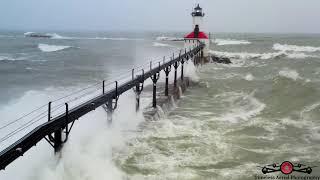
0, 0, 319, 33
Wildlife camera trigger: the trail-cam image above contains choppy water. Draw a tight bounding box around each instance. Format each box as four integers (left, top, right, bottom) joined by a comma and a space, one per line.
1, 31, 320, 179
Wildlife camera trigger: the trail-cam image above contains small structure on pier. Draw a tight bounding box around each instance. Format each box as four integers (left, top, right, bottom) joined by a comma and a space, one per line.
184, 4, 210, 61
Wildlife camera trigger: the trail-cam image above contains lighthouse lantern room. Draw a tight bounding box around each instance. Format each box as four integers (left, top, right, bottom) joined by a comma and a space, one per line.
184, 4, 210, 61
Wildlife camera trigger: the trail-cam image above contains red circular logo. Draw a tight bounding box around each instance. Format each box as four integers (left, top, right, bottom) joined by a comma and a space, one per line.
281, 161, 294, 174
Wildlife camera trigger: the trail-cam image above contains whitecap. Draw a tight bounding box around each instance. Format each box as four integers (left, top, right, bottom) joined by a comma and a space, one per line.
38, 44, 72, 52
286, 52, 316, 59
48, 33, 72, 39
214, 38, 251, 46
24, 32, 35, 36
273, 43, 320, 52
244, 73, 254, 81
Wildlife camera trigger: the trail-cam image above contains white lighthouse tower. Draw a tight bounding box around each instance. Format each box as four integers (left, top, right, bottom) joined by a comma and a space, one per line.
192, 4, 205, 31
184, 4, 210, 61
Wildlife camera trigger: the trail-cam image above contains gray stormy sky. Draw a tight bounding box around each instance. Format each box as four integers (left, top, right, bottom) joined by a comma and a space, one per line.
0, 0, 319, 33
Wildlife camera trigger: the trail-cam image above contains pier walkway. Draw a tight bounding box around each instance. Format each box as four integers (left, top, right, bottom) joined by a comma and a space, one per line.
0, 42, 205, 170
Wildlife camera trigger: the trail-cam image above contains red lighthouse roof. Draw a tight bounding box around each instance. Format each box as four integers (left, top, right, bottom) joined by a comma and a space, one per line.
184, 31, 208, 39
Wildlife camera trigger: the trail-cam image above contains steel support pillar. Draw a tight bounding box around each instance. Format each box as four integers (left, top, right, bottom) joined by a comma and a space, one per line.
106, 99, 113, 124
152, 80, 157, 108
135, 88, 140, 112
103, 81, 119, 125
181, 59, 185, 81
48, 102, 51, 122
174, 62, 179, 87
133, 82, 144, 112
103, 80, 105, 94
164, 65, 172, 96
150, 72, 160, 108
53, 129, 62, 153
45, 103, 72, 153
133, 70, 144, 112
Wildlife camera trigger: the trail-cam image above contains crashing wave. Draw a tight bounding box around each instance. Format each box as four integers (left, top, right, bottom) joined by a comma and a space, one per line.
214, 39, 251, 46
38, 44, 72, 52
209, 50, 316, 60
273, 43, 320, 52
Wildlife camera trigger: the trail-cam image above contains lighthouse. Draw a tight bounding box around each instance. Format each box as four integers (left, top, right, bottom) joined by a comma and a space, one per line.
184, 4, 210, 61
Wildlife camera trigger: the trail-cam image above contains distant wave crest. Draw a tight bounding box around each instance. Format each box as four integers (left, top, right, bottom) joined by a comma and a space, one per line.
152, 42, 175, 48
214, 39, 251, 46
48, 33, 71, 39
210, 50, 316, 60
273, 43, 320, 52
0, 35, 14, 38
0, 56, 16, 61
90, 37, 144, 41
156, 36, 184, 41
38, 44, 72, 52
24, 32, 143, 41
0, 55, 27, 61
24, 32, 35, 36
